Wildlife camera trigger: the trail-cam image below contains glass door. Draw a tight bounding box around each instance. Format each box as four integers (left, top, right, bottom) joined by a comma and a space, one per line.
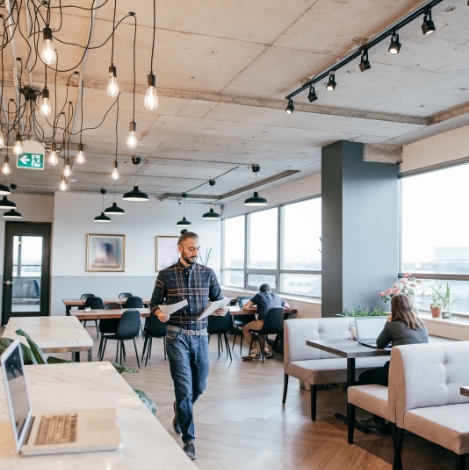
2, 222, 51, 325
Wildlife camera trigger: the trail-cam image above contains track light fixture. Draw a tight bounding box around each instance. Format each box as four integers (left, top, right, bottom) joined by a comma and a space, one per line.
2, 156, 10, 175
13, 134, 23, 155
244, 164, 268, 206
359, 50, 371, 72
41, 27, 57, 65
285, 100, 294, 114
421, 9, 436, 35
94, 188, 112, 222
326, 72, 336, 91
202, 180, 221, 220
177, 193, 192, 226
388, 30, 401, 54
49, 143, 58, 166
307, 86, 318, 103
122, 156, 148, 201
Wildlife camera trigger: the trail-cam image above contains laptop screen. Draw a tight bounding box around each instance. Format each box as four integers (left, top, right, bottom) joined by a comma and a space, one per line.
355, 317, 387, 342
1, 341, 32, 450
237, 297, 251, 308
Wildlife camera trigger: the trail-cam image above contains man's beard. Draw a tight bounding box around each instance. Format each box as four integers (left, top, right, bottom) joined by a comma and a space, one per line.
182, 255, 197, 265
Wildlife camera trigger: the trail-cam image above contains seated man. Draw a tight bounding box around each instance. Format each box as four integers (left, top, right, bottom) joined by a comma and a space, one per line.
241, 283, 290, 361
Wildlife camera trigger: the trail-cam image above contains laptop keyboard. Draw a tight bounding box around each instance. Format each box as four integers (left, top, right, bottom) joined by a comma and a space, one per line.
35, 414, 77, 445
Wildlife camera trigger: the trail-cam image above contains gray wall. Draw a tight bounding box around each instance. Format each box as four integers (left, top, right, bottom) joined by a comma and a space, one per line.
322, 141, 398, 317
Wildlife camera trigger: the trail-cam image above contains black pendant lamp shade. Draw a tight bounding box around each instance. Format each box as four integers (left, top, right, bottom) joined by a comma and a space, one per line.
244, 164, 268, 206
177, 193, 192, 225
3, 208, 22, 219
0, 196, 16, 210
94, 188, 112, 222
202, 180, 221, 220
122, 156, 148, 201
104, 201, 125, 215
0, 182, 11, 195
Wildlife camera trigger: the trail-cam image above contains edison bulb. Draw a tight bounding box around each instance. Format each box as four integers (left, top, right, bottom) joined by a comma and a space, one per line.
126, 130, 137, 148
40, 97, 51, 116
2, 159, 10, 175
59, 176, 67, 191
41, 39, 56, 65
112, 166, 119, 181
144, 86, 158, 110
13, 138, 22, 156
76, 150, 84, 164
63, 163, 71, 177
107, 76, 119, 98
48, 150, 58, 166
0, 130, 4, 149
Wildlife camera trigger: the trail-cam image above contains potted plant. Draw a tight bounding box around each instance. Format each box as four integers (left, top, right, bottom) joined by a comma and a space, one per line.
379, 272, 421, 310
431, 283, 457, 319
338, 306, 387, 317
429, 289, 443, 318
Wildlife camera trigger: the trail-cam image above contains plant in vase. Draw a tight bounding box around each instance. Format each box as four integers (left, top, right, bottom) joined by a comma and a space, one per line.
430, 283, 457, 319
379, 272, 421, 309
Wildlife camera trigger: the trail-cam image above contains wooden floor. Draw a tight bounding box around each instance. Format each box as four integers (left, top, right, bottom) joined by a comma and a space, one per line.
3, 326, 462, 469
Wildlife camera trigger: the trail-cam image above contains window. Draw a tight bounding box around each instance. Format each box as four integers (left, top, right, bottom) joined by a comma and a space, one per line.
400, 162, 469, 315
221, 197, 322, 298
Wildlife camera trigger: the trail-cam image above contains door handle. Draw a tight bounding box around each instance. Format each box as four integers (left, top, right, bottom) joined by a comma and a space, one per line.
4, 280, 13, 285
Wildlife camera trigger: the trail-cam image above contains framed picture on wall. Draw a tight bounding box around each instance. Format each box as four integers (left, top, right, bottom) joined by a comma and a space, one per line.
155, 236, 179, 272
86, 234, 126, 272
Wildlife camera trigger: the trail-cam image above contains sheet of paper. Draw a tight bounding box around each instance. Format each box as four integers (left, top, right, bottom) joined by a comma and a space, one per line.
159, 299, 188, 316
197, 298, 232, 321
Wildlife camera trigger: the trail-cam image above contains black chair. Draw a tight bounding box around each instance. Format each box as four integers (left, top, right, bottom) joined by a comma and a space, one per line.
208, 314, 232, 362
99, 309, 141, 368
80, 293, 95, 300
97, 303, 122, 358
141, 316, 167, 366
119, 292, 133, 299
248, 307, 285, 363
82, 296, 104, 337
231, 296, 254, 354
123, 296, 143, 308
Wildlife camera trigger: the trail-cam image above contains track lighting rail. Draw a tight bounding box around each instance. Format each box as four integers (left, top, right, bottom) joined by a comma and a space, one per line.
285, 0, 447, 102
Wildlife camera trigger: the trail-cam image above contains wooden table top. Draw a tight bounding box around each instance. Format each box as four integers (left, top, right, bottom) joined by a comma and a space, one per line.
228, 305, 297, 315
2, 316, 93, 352
307, 338, 392, 358
62, 297, 151, 306
70, 308, 150, 321
461, 386, 469, 398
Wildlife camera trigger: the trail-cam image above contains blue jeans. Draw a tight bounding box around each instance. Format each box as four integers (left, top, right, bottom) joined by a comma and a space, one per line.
166, 329, 209, 443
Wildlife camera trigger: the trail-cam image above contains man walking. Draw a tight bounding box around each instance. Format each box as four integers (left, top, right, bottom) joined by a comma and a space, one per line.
241, 283, 290, 360
149, 229, 225, 460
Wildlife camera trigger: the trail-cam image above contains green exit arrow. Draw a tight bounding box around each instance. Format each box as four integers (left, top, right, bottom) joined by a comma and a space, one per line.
16, 153, 44, 170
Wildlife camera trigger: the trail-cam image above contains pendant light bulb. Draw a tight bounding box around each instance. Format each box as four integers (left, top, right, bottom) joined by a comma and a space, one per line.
0, 127, 4, 149
2, 156, 10, 175
41, 27, 57, 65
144, 73, 158, 110
76, 143, 85, 164
107, 65, 119, 97
13, 134, 23, 155
40, 88, 51, 116
126, 121, 137, 149
48, 143, 58, 166
63, 158, 71, 177
111, 161, 119, 181
326, 72, 337, 91
59, 175, 67, 191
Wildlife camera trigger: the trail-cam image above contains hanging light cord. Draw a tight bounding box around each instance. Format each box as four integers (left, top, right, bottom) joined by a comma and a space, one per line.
131, 13, 137, 121
115, 93, 119, 162
150, 0, 155, 74
110, 0, 116, 65
80, 80, 84, 143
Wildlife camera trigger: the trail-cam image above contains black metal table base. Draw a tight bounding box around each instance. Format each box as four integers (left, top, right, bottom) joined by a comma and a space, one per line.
334, 412, 370, 434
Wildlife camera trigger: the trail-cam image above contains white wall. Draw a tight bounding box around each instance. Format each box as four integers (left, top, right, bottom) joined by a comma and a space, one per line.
50, 192, 221, 315
400, 123, 469, 173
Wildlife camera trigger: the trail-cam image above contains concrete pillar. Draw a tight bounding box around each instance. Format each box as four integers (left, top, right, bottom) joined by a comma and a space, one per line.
321, 140, 398, 317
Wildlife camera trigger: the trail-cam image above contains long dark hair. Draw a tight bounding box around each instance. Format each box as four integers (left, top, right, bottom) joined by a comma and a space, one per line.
391, 294, 424, 330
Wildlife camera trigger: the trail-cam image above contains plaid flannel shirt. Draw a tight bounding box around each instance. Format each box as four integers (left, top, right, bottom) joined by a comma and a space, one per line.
149, 260, 222, 331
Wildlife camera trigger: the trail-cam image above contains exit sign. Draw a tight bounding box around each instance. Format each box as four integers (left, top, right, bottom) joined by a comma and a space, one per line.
16, 153, 44, 170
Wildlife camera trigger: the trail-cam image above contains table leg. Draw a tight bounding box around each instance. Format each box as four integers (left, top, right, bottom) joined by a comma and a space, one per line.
87, 348, 92, 362
73, 351, 80, 362
66, 305, 71, 316
334, 357, 369, 435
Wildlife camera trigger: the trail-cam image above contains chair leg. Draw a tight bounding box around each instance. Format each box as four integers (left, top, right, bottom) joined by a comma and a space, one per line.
347, 402, 355, 443
149, 337, 153, 360
392, 427, 404, 470
145, 337, 152, 366
122, 342, 126, 360
311, 384, 317, 421
133, 338, 140, 368
217, 335, 221, 357
260, 335, 265, 363
100, 337, 108, 361
240, 333, 243, 355
220, 334, 224, 352
98, 334, 104, 358
141, 336, 148, 361
232, 325, 238, 350
95, 320, 99, 338
83, 320, 87, 328
115, 339, 119, 363
249, 334, 255, 355
119, 340, 124, 364
455, 454, 466, 470
282, 374, 289, 404
224, 333, 232, 362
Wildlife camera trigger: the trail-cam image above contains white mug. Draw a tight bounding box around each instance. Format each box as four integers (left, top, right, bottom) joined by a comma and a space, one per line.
350, 326, 356, 341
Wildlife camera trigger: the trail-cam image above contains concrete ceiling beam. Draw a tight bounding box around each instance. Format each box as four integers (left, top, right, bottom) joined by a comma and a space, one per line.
429, 101, 469, 126
364, 144, 402, 164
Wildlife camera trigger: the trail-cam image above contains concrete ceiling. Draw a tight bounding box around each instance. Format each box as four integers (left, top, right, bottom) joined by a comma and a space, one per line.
1, 0, 468, 203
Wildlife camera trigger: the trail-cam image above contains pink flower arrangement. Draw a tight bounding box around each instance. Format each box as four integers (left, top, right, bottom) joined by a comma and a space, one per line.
379, 272, 421, 303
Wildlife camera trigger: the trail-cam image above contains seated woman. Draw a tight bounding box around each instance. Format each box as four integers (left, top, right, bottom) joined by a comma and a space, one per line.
359, 293, 429, 429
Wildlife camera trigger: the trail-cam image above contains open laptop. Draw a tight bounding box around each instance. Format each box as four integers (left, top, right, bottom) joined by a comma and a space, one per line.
1, 340, 123, 456
354, 317, 388, 348
237, 296, 251, 308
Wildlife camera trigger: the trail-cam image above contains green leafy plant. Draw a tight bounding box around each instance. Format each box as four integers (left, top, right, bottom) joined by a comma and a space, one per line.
430, 283, 458, 313
337, 306, 386, 317
0, 329, 156, 416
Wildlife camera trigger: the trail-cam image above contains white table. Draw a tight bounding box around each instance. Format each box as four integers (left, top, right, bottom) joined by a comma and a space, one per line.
0, 361, 197, 469
2, 316, 93, 362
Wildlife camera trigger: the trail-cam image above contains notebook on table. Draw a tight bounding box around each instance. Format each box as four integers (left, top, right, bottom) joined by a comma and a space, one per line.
1, 340, 123, 456
354, 317, 388, 349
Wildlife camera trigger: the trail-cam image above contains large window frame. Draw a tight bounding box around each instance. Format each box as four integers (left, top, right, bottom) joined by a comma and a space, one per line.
221, 196, 322, 298
399, 157, 469, 317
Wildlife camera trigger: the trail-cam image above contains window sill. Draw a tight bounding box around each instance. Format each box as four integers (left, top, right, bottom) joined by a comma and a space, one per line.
419, 313, 469, 328
220, 286, 321, 305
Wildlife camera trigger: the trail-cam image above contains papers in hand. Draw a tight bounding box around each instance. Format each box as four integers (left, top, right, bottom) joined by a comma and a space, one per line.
197, 298, 232, 321
158, 300, 188, 316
